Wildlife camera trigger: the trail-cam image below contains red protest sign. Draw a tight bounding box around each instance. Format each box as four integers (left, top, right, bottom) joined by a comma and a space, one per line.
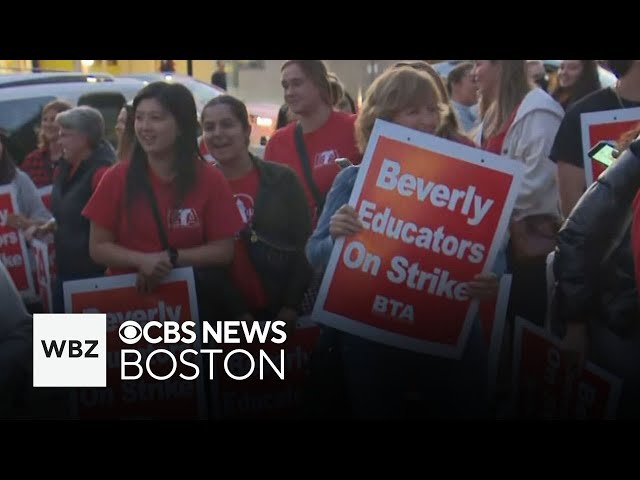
313, 120, 523, 358
580, 107, 640, 186
214, 316, 320, 419
512, 317, 621, 419
32, 239, 52, 313
63, 268, 206, 419
0, 185, 35, 297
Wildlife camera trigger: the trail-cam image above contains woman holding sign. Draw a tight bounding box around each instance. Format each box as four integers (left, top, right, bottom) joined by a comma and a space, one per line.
29, 107, 117, 314
0, 131, 52, 311
0, 131, 51, 232
83, 82, 246, 320
305, 66, 500, 419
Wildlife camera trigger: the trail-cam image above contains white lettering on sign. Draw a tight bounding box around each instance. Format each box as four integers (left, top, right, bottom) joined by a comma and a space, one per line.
358, 201, 486, 264
375, 159, 494, 226
0, 252, 23, 268
386, 255, 469, 301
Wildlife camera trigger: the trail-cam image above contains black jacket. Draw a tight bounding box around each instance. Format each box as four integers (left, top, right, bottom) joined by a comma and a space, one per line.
51, 141, 115, 277
552, 140, 640, 338
232, 155, 313, 314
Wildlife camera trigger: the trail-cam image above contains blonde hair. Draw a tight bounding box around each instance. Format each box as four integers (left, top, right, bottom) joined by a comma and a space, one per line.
482, 60, 531, 139
355, 66, 446, 153
392, 61, 469, 143
38, 99, 72, 150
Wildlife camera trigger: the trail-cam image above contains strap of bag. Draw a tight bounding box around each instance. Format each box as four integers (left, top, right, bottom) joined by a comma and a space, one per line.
294, 122, 325, 213
141, 174, 170, 251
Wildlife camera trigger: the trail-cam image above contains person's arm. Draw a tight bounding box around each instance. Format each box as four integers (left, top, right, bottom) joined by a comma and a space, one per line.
89, 222, 171, 278
174, 238, 234, 267
14, 171, 52, 226
557, 161, 586, 218
305, 166, 358, 270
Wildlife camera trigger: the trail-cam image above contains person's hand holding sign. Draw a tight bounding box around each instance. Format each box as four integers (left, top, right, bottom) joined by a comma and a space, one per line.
330, 204, 363, 240
467, 273, 499, 300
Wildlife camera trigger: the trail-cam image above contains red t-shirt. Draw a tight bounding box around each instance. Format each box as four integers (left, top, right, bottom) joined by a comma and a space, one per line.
82, 160, 243, 275
263, 110, 360, 224
482, 104, 521, 155
227, 167, 269, 312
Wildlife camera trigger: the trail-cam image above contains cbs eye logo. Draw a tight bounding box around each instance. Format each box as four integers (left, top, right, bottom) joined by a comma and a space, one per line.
119, 321, 143, 345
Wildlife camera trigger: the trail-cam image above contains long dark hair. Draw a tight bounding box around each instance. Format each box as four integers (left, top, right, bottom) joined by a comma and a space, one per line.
552, 60, 601, 109
0, 131, 17, 185
125, 82, 203, 208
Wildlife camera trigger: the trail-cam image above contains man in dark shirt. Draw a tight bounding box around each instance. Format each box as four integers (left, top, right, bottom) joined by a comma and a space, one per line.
211, 61, 227, 91
550, 60, 640, 217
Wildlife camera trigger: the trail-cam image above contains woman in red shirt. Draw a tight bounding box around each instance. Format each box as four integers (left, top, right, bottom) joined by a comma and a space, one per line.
201, 94, 312, 335
83, 82, 243, 309
264, 60, 361, 227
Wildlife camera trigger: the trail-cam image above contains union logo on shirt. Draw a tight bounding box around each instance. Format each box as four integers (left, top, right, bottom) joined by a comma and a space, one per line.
167, 208, 200, 229
314, 149, 339, 167
234, 193, 254, 224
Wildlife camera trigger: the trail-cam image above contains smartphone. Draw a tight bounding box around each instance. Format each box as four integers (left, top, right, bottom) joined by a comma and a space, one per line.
335, 157, 352, 169
588, 141, 618, 168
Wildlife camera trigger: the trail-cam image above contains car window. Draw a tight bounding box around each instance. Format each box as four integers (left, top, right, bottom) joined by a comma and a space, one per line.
0, 96, 55, 133
0, 96, 56, 164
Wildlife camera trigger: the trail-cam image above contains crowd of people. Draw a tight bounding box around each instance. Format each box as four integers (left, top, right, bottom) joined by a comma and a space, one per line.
2, 59, 640, 420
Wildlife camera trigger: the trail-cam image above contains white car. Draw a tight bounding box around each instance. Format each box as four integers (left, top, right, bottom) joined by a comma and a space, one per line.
119, 73, 224, 115
0, 73, 146, 163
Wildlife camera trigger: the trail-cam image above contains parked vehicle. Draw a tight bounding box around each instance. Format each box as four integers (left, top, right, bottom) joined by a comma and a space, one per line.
0, 73, 145, 163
